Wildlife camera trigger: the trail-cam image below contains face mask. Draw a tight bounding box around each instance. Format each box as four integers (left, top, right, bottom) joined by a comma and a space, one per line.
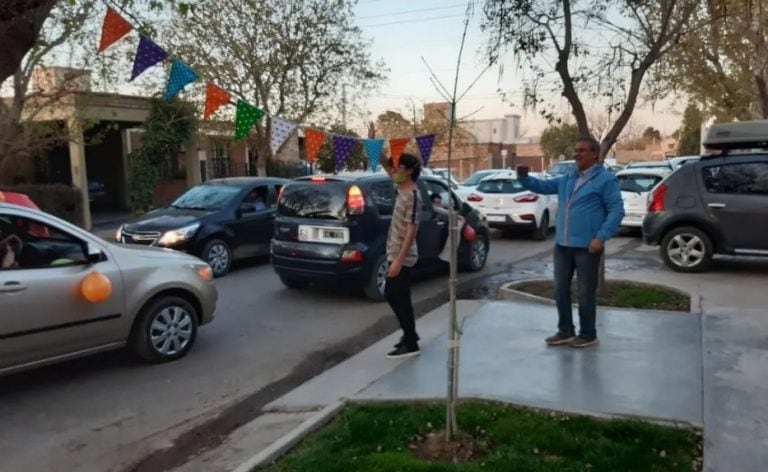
391, 171, 408, 184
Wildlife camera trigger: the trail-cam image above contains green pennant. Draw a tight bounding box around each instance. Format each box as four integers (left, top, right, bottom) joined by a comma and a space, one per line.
234, 100, 264, 140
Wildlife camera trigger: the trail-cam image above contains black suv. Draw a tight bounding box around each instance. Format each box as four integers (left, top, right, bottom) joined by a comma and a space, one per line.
643, 136, 768, 272
271, 173, 490, 300
117, 177, 288, 276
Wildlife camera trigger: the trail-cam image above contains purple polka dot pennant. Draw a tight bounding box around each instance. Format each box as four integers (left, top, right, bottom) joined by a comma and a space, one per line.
415, 134, 436, 167
332, 135, 357, 172
131, 35, 167, 81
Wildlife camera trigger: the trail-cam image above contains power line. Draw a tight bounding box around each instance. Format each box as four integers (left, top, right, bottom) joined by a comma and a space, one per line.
357, 4, 465, 20
359, 14, 465, 28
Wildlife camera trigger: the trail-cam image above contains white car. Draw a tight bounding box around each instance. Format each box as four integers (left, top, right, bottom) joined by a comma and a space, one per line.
455, 169, 502, 199
615, 168, 671, 228
466, 170, 557, 240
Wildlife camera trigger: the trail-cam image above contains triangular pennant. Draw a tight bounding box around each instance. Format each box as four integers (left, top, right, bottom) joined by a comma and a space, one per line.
98, 7, 133, 52
332, 135, 357, 172
389, 138, 410, 168
164, 59, 200, 102
203, 82, 231, 120
304, 128, 326, 163
234, 100, 265, 140
270, 116, 298, 156
130, 36, 167, 81
362, 138, 384, 172
415, 134, 436, 167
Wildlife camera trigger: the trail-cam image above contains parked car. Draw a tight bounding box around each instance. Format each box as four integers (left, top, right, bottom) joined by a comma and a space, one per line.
455, 169, 502, 199
615, 168, 671, 228
643, 120, 768, 272
546, 160, 578, 177
666, 155, 700, 171
0, 203, 217, 376
116, 177, 288, 277
271, 173, 490, 300
466, 170, 557, 240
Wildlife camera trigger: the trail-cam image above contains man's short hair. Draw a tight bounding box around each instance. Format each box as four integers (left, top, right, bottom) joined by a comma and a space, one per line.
399, 153, 422, 181
577, 136, 601, 153
430, 193, 441, 202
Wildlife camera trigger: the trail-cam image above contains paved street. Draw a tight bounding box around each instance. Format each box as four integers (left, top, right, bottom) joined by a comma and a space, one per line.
0, 231, 552, 472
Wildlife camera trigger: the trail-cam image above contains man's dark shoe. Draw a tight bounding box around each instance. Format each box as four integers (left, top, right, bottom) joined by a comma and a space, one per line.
570, 336, 599, 348
545, 333, 576, 346
394, 335, 419, 349
387, 344, 420, 359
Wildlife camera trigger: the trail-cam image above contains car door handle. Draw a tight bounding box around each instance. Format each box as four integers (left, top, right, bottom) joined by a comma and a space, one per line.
708, 203, 726, 209
436, 221, 446, 226
0, 281, 27, 294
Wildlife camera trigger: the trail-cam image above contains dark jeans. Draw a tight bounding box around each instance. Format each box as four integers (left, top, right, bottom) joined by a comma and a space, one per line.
385, 265, 419, 348
554, 244, 601, 339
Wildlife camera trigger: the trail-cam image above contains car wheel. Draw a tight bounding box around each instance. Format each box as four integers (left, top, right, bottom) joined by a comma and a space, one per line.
660, 226, 713, 273
279, 274, 309, 289
364, 255, 388, 301
531, 211, 549, 241
202, 238, 232, 277
461, 231, 489, 272
131, 295, 198, 363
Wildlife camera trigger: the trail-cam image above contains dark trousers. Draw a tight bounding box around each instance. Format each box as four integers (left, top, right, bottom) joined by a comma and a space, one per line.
385, 265, 419, 348
554, 244, 601, 339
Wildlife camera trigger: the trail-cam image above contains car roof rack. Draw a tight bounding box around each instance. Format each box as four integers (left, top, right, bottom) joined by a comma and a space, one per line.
703, 120, 768, 153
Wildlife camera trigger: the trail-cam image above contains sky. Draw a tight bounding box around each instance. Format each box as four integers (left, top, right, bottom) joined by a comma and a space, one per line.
353, 0, 684, 138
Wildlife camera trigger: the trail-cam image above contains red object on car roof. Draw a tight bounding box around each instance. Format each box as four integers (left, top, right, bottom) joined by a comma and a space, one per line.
0, 191, 40, 210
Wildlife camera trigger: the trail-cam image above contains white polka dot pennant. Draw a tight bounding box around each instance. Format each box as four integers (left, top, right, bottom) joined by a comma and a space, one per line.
270, 116, 298, 156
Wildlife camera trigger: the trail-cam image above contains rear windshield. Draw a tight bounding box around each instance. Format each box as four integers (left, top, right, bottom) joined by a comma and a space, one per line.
278, 181, 349, 219
617, 174, 663, 193
477, 179, 524, 194
463, 171, 496, 186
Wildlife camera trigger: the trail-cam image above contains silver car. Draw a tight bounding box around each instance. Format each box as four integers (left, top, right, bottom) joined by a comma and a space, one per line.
0, 203, 217, 376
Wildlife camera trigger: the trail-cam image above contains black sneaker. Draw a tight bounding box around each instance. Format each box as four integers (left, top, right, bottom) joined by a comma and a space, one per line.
570, 336, 599, 348
394, 336, 420, 349
545, 332, 576, 346
387, 344, 420, 359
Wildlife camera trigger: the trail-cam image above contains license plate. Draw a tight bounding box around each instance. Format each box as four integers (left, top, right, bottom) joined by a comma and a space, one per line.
298, 225, 350, 244
487, 215, 507, 222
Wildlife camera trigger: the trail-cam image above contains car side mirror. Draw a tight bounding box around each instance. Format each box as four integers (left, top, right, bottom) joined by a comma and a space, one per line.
83, 242, 105, 264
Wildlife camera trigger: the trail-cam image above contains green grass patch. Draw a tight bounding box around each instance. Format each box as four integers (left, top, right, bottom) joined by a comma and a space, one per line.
514, 280, 690, 312
258, 402, 702, 471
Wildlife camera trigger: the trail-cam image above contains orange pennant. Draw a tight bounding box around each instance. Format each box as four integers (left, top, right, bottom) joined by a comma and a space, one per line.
98, 7, 133, 52
304, 128, 326, 163
389, 138, 410, 167
203, 82, 231, 120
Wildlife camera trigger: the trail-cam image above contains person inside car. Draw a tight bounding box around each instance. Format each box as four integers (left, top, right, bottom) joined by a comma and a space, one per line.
244, 188, 268, 212
0, 233, 21, 269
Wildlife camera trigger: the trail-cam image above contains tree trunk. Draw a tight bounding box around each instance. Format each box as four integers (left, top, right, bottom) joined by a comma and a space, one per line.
0, 0, 58, 84
756, 74, 768, 119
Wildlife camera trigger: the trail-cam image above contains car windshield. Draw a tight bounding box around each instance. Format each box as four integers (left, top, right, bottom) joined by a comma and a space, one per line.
477, 178, 524, 194
462, 172, 496, 186
170, 184, 241, 211
617, 174, 663, 193
548, 162, 576, 175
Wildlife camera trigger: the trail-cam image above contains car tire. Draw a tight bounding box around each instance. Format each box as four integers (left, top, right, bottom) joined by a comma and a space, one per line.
364, 255, 388, 302
660, 226, 713, 273
279, 274, 309, 290
531, 211, 549, 241
461, 231, 489, 272
131, 295, 199, 363
202, 238, 232, 277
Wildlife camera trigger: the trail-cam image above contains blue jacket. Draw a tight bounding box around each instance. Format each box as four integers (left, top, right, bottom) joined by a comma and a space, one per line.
520, 165, 624, 248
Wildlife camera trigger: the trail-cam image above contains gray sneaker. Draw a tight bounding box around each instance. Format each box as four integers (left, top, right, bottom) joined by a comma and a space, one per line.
545, 333, 576, 346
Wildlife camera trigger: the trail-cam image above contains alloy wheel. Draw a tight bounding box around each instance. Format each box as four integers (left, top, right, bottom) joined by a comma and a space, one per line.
149, 306, 193, 356
666, 233, 706, 268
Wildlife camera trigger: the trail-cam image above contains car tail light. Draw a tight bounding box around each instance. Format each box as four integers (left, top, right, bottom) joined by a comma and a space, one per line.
467, 194, 483, 202
310, 176, 326, 182
347, 185, 365, 215
514, 193, 539, 203
520, 214, 535, 221
648, 183, 667, 212
340, 249, 363, 263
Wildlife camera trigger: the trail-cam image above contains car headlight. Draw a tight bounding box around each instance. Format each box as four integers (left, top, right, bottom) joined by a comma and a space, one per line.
115, 225, 123, 242
158, 223, 200, 246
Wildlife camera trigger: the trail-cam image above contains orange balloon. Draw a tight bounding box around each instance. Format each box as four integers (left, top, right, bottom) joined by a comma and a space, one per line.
81, 271, 112, 303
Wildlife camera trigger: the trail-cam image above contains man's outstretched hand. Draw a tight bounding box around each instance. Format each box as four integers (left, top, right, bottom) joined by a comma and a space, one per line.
516, 165, 530, 180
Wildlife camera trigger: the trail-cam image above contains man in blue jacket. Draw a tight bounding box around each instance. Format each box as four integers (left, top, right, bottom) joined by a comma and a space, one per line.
517, 137, 624, 348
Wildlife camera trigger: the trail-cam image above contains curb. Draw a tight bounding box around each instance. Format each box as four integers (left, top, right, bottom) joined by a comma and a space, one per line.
499, 278, 701, 315
232, 401, 347, 472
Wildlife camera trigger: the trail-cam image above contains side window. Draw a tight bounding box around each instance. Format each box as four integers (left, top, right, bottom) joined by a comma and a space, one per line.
423, 181, 453, 210
369, 182, 396, 216
242, 186, 269, 211
0, 214, 86, 270
703, 162, 768, 195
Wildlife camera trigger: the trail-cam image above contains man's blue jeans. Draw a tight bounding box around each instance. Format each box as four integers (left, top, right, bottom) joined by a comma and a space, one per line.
553, 244, 601, 339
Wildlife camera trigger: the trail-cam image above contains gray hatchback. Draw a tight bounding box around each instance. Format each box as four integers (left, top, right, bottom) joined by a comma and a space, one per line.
643, 124, 768, 272
0, 203, 217, 376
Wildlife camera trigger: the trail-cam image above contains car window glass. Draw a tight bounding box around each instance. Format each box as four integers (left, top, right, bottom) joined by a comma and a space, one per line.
477, 179, 524, 194
423, 181, 452, 209
618, 175, 663, 193
0, 214, 86, 270
368, 181, 396, 216
272, 184, 284, 206
703, 162, 768, 194
171, 184, 241, 211
242, 185, 269, 211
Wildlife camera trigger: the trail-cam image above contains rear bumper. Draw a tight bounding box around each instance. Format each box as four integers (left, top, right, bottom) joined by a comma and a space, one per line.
271, 239, 373, 286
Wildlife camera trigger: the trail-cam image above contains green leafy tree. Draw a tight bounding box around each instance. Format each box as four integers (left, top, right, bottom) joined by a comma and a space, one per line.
642, 127, 662, 143
676, 103, 703, 156
540, 123, 580, 160
167, 0, 386, 176
127, 98, 197, 214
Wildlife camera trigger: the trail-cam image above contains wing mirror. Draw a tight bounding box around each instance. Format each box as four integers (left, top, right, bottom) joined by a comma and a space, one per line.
82, 242, 105, 264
